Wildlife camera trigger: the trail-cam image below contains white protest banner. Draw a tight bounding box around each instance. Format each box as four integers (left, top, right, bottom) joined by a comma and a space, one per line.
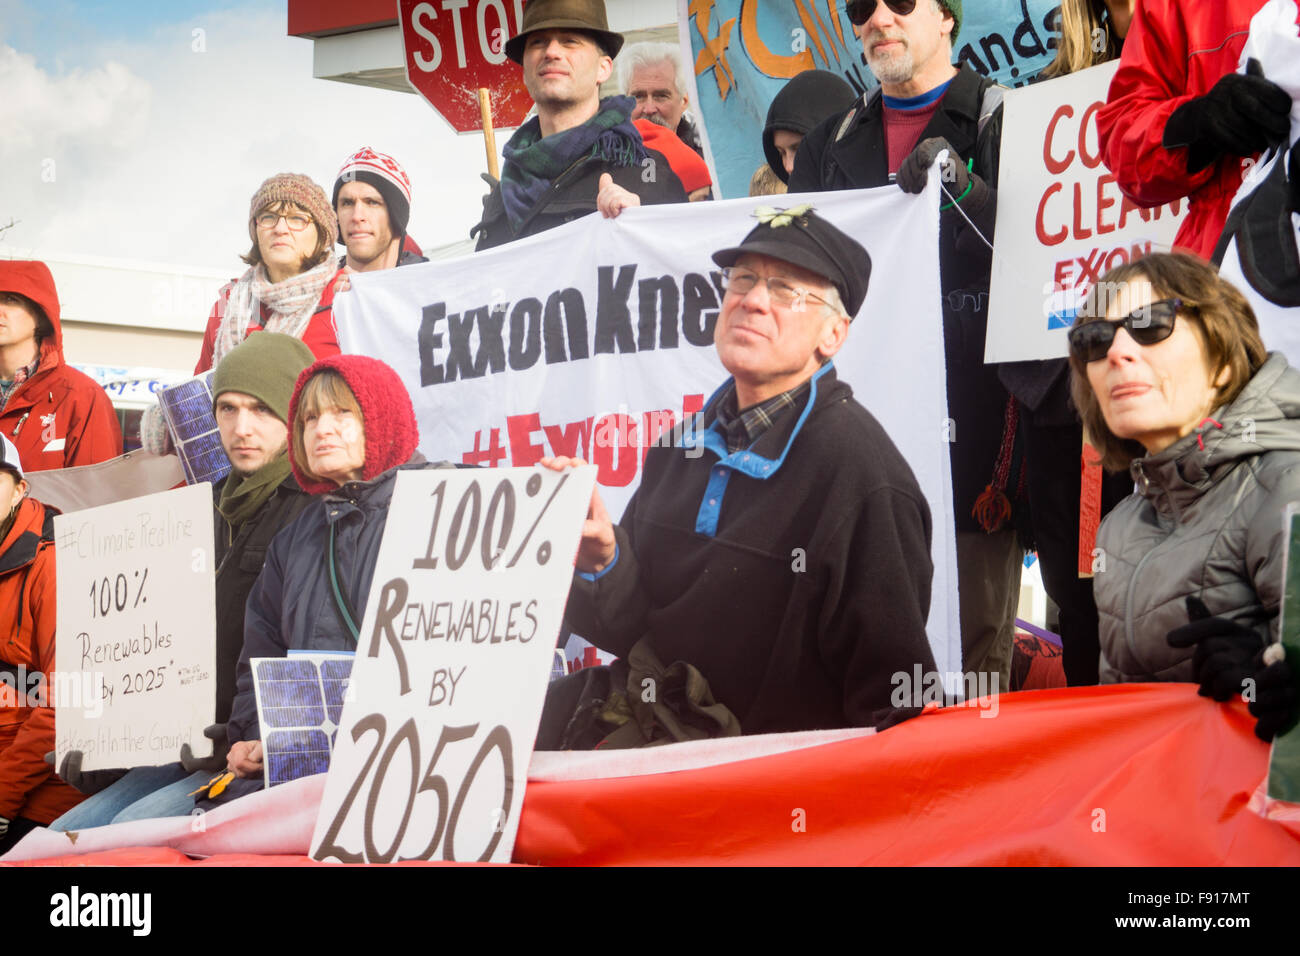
310, 465, 595, 864
986, 61, 1188, 363
336, 181, 961, 675
26, 451, 184, 515
54, 483, 216, 771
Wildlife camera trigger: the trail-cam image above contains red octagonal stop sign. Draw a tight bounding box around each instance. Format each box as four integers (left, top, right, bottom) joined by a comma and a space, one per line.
400, 0, 534, 134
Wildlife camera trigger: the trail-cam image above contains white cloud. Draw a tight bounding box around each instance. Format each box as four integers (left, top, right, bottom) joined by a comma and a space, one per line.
0, 6, 497, 273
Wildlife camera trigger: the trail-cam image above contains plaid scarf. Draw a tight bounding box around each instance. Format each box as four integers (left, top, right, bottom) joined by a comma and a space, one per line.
500, 95, 646, 235
714, 378, 812, 454
0, 355, 39, 412
213, 259, 337, 367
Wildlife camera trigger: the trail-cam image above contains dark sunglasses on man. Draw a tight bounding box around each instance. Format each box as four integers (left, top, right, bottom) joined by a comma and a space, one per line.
1067, 298, 1183, 363
846, 0, 919, 25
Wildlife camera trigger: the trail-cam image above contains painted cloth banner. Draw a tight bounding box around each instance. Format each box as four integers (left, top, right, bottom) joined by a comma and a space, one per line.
6, 685, 1299, 865
985, 61, 1186, 363
334, 181, 960, 676
682, 0, 1066, 200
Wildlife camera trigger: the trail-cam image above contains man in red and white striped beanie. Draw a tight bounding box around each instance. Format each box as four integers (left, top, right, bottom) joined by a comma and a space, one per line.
331, 147, 418, 274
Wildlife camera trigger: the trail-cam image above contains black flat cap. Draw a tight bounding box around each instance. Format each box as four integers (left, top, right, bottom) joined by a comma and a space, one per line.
711, 205, 872, 317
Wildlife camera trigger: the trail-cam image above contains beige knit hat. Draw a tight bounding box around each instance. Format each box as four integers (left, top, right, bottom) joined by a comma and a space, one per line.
247, 173, 337, 245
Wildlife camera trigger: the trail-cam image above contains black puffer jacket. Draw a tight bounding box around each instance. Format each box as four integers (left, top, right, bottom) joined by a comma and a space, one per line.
226, 458, 430, 747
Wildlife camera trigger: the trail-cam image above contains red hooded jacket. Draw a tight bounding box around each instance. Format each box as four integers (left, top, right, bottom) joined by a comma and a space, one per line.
1097, 0, 1272, 259
0, 497, 84, 824
0, 261, 123, 471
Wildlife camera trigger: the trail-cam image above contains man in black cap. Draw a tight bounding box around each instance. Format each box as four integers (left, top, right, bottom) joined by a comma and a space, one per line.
471, 0, 687, 250
545, 206, 937, 736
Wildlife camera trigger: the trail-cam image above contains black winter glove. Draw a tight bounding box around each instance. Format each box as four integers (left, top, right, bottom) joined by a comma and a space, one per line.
1248, 650, 1299, 742
1166, 596, 1264, 701
179, 723, 230, 774
1163, 58, 1293, 174
896, 136, 973, 199
49, 749, 128, 797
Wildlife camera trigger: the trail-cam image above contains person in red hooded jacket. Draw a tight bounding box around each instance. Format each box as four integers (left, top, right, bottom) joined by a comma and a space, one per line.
1096, 0, 1293, 259
0, 436, 85, 854
0, 260, 122, 471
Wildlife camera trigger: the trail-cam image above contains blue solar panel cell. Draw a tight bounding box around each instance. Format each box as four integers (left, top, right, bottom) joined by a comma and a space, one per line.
265, 729, 332, 786
253, 654, 355, 788
158, 373, 230, 486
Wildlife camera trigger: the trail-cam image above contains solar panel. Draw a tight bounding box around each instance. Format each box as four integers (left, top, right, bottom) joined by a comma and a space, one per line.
252, 654, 355, 789
157, 373, 230, 486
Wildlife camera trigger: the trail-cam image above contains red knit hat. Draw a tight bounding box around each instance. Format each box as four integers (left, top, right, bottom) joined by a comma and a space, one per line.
288, 354, 420, 495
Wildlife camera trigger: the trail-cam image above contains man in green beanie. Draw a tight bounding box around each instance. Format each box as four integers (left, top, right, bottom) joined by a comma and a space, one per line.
49, 333, 316, 830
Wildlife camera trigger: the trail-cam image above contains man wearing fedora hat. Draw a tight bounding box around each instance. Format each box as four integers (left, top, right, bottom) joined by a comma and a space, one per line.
543, 206, 936, 735
471, 0, 688, 250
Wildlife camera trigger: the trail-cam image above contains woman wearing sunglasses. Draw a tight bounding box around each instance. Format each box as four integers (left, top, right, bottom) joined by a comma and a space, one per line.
1068, 253, 1299, 740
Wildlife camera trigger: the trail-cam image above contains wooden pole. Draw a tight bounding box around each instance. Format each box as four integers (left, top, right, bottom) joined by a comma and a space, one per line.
478, 88, 499, 180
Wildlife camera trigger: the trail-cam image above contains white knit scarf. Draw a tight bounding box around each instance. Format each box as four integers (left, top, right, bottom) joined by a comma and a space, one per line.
213, 258, 337, 366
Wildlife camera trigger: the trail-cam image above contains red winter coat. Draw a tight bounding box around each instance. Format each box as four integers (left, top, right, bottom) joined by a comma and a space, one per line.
1097, 0, 1271, 259
0, 262, 122, 471
0, 498, 84, 824
194, 269, 343, 374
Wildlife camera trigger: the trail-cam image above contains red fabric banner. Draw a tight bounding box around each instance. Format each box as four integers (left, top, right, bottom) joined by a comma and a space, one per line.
7, 685, 1298, 866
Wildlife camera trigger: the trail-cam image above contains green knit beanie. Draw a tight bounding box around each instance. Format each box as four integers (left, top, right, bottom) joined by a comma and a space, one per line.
212, 332, 315, 423
942, 0, 961, 42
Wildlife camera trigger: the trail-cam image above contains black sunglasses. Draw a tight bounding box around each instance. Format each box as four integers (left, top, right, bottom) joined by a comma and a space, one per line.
1067, 298, 1183, 363
845, 0, 918, 25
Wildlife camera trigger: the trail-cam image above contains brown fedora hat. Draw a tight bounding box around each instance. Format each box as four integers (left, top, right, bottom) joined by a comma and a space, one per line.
504, 0, 624, 64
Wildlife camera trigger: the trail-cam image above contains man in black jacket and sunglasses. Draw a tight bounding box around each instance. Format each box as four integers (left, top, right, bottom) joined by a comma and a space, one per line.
790, 0, 1022, 695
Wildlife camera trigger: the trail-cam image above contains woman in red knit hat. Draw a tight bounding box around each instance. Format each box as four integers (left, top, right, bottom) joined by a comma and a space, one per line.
206, 355, 453, 803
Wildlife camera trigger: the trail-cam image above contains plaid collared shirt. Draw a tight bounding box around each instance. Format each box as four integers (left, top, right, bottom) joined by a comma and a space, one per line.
0, 356, 39, 412
713, 377, 813, 455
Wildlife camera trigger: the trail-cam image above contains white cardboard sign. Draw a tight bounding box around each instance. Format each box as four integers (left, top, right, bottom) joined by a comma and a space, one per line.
54, 483, 216, 771
986, 61, 1187, 363
310, 465, 596, 864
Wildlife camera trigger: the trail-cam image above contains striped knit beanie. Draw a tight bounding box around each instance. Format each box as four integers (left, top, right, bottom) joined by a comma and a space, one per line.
332, 147, 413, 244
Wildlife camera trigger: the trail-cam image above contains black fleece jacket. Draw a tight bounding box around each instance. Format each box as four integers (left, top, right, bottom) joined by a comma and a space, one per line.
565, 364, 937, 734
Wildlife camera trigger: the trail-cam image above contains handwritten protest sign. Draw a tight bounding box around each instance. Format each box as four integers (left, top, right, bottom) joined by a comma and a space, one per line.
54, 484, 216, 772
985, 61, 1187, 363
311, 465, 595, 864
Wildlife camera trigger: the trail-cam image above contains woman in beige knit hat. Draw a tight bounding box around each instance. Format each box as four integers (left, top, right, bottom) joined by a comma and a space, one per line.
142, 174, 343, 456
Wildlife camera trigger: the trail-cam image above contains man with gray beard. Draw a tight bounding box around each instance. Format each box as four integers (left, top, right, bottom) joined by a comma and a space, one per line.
790, 0, 1022, 694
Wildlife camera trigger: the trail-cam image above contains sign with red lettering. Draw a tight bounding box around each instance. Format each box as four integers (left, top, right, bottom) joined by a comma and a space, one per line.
985, 61, 1187, 363
400, 0, 532, 133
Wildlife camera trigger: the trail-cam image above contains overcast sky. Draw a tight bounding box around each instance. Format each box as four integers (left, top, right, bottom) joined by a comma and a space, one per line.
0, 0, 497, 272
